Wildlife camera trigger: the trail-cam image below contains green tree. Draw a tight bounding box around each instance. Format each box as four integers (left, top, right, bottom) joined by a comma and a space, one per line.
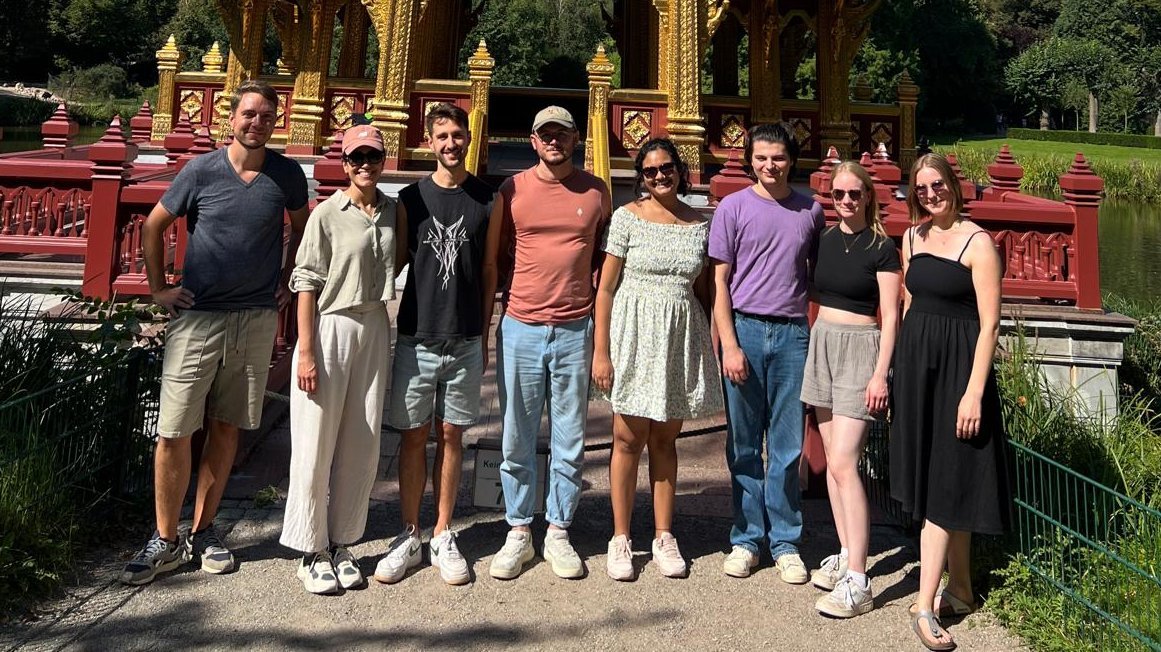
0, 0, 54, 80
850, 36, 920, 105
49, 0, 177, 82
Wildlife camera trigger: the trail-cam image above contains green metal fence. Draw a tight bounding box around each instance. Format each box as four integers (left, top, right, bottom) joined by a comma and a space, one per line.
0, 348, 161, 521
859, 424, 1161, 651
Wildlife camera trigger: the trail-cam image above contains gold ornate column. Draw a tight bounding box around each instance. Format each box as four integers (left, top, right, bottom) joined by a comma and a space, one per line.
663, 0, 727, 182
748, 0, 781, 123
271, 1, 303, 76
215, 0, 272, 139
409, 0, 439, 81
366, 0, 418, 170
816, 0, 879, 159
287, 0, 339, 155
896, 70, 919, 172
584, 45, 615, 191
152, 35, 185, 143
337, 0, 370, 78
652, 1, 671, 92
465, 39, 494, 175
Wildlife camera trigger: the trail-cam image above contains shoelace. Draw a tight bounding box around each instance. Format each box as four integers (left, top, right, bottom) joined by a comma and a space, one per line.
331, 547, 355, 568
439, 532, 464, 562
500, 534, 528, 557
655, 537, 680, 561
311, 551, 335, 576
135, 536, 170, 561
833, 576, 857, 607
612, 537, 632, 560
547, 536, 580, 562
819, 553, 842, 571
197, 527, 225, 552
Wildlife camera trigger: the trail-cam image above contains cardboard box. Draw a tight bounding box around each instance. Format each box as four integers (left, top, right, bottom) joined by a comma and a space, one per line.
472, 437, 549, 512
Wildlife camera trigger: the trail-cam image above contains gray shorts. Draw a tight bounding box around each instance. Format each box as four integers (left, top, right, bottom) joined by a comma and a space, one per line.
388, 335, 483, 429
800, 319, 880, 421
158, 308, 278, 438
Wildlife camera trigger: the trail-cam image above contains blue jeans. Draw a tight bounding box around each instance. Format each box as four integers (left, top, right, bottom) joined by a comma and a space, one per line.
497, 314, 593, 528
723, 312, 809, 559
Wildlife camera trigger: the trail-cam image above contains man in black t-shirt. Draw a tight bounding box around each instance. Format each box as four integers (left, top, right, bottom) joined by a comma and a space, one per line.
373, 103, 503, 587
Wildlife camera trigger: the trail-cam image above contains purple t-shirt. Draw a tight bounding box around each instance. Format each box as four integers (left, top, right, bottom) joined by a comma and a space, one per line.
708, 186, 825, 318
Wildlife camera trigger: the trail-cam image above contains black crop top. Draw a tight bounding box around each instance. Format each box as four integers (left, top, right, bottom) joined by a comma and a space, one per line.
814, 226, 901, 316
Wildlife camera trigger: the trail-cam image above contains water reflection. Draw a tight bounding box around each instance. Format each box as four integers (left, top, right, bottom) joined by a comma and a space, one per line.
0, 126, 104, 153
1100, 201, 1161, 304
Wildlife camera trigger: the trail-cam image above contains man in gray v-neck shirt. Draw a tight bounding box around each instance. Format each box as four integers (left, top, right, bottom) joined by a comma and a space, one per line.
119, 80, 309, 586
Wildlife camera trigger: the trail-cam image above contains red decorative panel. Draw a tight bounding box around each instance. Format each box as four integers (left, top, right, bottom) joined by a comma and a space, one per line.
0, 186, 91, 254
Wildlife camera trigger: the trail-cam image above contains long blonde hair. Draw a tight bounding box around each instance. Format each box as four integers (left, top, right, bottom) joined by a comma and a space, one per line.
831, 161, 887, 245
906, 153, 964, 224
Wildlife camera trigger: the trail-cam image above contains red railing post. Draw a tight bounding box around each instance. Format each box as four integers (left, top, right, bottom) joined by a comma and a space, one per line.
42, 103, 78, 150
708, 149, 751, 206
1059, 153, 1104, 311
985, 144, 1023, 200
83, 117, 137, 299
313, 130, 348, 200
129, 101, 154, 144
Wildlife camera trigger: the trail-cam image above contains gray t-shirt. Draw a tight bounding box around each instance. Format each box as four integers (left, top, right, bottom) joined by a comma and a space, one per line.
161, 148, 308, 312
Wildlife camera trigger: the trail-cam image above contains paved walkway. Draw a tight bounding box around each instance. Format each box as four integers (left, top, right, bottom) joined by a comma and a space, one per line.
2, 305, 1023, 651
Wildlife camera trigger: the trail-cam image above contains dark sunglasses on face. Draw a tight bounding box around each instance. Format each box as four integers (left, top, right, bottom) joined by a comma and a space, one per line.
535, 130, 570, 144
914, 179, 947, 197
830, 188, 863, 202
344, 151, 385, 166
642, 162, 677, 178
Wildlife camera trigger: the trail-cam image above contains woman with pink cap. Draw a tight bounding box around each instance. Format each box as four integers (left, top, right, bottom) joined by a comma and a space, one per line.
279, 127, 399, 594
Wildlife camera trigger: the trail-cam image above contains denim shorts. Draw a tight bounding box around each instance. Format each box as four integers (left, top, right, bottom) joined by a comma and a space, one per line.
388, 335, 483, 429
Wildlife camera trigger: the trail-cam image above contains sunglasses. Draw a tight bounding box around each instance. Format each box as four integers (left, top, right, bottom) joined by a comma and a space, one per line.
914, 179, 947, 197
344, 151, 385, 166
535, 130, 571, 144
642, 162, 676, 178
830, 188, 863, 202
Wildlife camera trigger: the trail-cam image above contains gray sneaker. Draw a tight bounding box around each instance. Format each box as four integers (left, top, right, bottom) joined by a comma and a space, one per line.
488, 530, 534, 580
119, 530, 189, 585
816, 574, 874, 618
191, 525, 235, 574
297, 551, 340, 595
543, 529, 584, 579
331, 545, 364, 589
811, 552, 849, 591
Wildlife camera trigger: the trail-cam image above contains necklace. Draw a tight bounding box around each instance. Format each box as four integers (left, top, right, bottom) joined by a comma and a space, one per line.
841, 228, 864, 253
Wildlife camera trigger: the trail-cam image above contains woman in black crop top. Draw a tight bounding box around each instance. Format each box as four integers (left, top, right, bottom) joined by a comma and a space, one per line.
891, 153, 1011, 651
800, 162, 901, 619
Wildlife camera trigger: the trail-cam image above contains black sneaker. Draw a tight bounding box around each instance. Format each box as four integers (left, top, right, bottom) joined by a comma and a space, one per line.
120, 530, 189, 585
191, 525, 235, 574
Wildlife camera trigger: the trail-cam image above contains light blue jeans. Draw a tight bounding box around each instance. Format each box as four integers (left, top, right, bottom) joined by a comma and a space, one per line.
723, 312, 809, 560
497, 314, 593, 528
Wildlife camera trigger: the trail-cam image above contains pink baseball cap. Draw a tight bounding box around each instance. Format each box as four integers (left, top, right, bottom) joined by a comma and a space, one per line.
342, 126, 385, 155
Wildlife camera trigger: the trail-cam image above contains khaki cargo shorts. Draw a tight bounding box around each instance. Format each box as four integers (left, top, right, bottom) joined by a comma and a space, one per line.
158, 308, 279, 438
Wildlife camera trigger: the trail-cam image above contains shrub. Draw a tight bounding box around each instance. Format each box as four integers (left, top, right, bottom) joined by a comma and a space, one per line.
1007, 128, 1161, 151
0, 95, 56, 127
48, 64, 140, 103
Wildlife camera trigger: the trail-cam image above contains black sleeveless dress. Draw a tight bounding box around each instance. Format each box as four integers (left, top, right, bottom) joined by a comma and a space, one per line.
889, 233, 1012, 535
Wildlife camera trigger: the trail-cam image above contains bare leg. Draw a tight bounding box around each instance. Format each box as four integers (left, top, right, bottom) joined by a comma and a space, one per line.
816, 408, 848, 551
916, 519, 955, 646
826, 414, 870, 574
155, 436, 192, 541
609, 414, 650, 537
431, 418, 464, 535
192, 419, 239, 532
647, 418, 683, 538
398, 422, 430, 529
942, 530, 974, 606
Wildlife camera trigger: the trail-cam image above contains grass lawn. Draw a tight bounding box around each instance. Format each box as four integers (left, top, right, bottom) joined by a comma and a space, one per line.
934, 136, 1161, 164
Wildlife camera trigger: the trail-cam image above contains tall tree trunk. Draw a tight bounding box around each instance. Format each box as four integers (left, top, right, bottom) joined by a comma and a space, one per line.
1040, 107, 1050, 130
1155, 108, 1161, 137
1088, 93, 1098, 133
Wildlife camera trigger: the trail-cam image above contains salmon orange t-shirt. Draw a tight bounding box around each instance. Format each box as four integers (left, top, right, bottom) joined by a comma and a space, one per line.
500, 167, 611, 325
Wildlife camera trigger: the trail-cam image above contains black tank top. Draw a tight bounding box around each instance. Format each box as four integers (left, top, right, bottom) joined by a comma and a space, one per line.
906, 229, 985, 320
397, 174, 495, 338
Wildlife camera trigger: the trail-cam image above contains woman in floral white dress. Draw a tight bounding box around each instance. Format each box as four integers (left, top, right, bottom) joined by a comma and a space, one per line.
592, 137, 723, 581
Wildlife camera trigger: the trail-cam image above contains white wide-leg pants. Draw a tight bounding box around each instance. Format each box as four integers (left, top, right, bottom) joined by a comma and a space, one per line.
280, 305, 390, 553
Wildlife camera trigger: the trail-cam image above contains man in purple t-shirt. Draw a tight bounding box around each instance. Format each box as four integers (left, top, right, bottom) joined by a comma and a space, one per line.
709, 123, 824, 584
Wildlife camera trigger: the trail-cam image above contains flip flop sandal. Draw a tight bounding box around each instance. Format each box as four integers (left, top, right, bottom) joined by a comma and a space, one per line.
911, 609, 957, 651
937, 589, 978, 617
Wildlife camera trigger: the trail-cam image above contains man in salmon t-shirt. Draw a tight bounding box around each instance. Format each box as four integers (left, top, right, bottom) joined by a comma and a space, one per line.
488, 106, 611, 581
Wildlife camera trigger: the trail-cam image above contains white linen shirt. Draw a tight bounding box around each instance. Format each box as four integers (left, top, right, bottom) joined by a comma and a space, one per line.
289, 190, 397, 313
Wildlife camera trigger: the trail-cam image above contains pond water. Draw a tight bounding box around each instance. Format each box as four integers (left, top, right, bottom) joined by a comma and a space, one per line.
1099, 201, 1161, 304
0, 125, 104, 153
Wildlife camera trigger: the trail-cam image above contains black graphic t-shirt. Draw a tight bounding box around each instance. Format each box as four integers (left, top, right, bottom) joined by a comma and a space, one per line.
397, 174, 495, 337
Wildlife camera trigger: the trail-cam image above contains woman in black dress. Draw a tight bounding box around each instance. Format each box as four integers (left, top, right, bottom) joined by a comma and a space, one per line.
890, 153, 1011, 651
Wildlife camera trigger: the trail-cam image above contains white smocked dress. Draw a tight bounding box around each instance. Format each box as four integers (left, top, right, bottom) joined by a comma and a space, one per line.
597, 206, 724, 421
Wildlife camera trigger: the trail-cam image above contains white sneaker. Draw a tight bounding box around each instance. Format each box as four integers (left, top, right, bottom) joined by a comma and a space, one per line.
489, 530, 535, 580
774, 552, 810, 585
606, 535, 634, 581
543, 529, 584, 579
430, 529, 471, 586
722, 546, 758, 578
331, 545, 364, 589
651, 532, 688, 578
811, 552, 849, 591
816, 574, 874, 618
297, 551, 340, 595
373, 524, 421, 584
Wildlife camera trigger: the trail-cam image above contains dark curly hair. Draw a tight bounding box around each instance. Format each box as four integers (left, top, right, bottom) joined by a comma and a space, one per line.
633, 137, 691, 197
744, 122, 800, 175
